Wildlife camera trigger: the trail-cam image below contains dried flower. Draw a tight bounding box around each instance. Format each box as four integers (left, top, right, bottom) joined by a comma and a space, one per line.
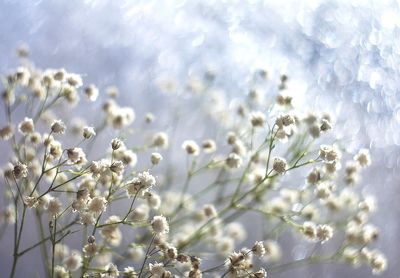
272, 157, 287, 174
13, 162, 28, 179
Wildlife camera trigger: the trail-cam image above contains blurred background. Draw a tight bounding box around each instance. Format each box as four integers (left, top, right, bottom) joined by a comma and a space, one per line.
0, 0, 399, 277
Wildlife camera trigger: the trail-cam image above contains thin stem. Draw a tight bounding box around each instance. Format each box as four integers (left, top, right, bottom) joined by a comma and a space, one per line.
138, 234, 156, 277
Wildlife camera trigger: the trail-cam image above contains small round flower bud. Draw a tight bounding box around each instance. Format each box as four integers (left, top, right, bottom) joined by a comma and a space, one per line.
145, 113, 155, 123
106, 86, 119, 98
88, 235, 96, 244
226, 132, 237, 145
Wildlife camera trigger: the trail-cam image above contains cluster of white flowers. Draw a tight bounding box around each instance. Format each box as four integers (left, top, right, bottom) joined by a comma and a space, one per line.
0, 52, 387, 278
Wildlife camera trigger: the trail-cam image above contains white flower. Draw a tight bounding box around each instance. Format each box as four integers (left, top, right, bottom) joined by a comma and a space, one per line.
126, 171, 156, 196
54, 266, 69, 278
84, 84, 99, 101
202, 139, 217, 153
79, 212, 95, 226
203, 204, 217, 218
250, 111, 266, 127
18, 117, 34, 135
103, 263, 119, 278
13, 162, 28, 179
252, 268, 267, 278
48, 197, 62, 217
67, 148, 86, 165
252, 241, 266, 258
0, 124, 14, 140
88, 197, 107, 215
23, 196, 37, 208
319, 145, 339, 164
301, 221, 317, 241
145, 192, 161, 209
151, 215, 169, 235
66, 73, 83, 87
110, 160, 125, 175
152, 132, 169, 149
123, 267, 137, 278
149, 262, 165, 277
315, 182, 333, 199
130, 204, 149, 222
64, 252, 82, 272
369, 251, 387, 275
275, 114, 295, 128
320, 118, 332, 131
225, 153, 243, 169
150, 152, 163, 165
51, 120, 67, 134
182, 140, 200, 156
317, 224, 334, 243
82, 126, 96, 139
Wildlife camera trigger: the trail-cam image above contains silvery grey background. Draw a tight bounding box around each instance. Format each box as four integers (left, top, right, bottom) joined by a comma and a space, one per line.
0, 0, 399, 277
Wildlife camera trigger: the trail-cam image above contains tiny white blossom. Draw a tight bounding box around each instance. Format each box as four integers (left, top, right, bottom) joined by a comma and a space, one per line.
182, 140, 200, 156
18, 117, 34, 135
150, 152, 163, 165
82, 126, 96, 139
51, 120, 67, 134
84, 84, 99, 101
151, 215, 169, 235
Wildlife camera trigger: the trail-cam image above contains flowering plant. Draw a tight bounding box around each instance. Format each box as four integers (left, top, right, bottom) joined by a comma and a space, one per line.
0, 48, 387, 277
